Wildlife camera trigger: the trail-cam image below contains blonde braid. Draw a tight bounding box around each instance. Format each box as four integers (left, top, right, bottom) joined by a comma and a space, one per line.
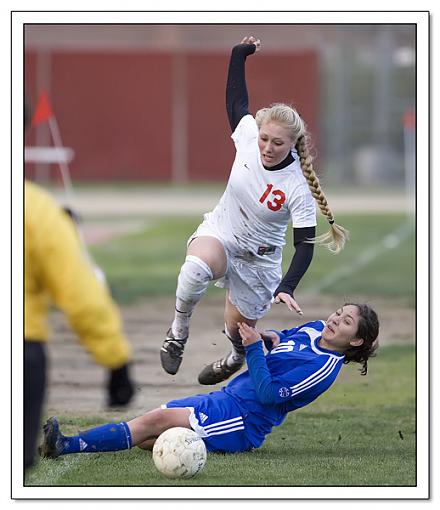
296, 136, 349, 253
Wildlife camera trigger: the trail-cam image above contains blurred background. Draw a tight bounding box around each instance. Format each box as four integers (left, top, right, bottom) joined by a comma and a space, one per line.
22, 23, 417, 433
23, 23, 416, 305
24, 24, 415, 188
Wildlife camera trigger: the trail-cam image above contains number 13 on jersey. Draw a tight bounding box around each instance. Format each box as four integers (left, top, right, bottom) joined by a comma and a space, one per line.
259, 184, 286, 212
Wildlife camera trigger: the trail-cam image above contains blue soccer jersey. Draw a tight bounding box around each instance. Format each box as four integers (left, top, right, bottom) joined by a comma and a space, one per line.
222, 320, 345, 448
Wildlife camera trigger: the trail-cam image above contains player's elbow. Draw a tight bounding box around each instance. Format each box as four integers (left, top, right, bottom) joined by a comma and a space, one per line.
255, 387, 278, 406
258, 395, 277, 406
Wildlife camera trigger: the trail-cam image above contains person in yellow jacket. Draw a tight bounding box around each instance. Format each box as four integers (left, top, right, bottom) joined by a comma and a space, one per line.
24, 179, 135, 470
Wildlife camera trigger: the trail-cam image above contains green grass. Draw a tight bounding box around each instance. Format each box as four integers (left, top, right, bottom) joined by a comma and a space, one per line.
90, 213, 415, 305
91, 216, 201, 302
297, 214, 415, 302
25, 344, 415, 487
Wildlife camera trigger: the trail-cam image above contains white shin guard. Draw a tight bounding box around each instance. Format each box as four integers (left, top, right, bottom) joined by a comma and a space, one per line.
172, 255, 213, 339
176, 255, 213, 307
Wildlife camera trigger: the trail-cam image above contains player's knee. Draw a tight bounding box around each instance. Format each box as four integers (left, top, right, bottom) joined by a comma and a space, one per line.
224, 316, 257, 342
176, 256, 213, 302
140, 408, 167, 434
187, 237, 227, 277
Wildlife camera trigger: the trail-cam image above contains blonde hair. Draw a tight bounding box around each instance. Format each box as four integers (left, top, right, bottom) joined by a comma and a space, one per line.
255, 103, 349, 253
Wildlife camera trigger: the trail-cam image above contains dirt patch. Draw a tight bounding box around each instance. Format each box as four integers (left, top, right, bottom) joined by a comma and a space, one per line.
44, 295, 415, 420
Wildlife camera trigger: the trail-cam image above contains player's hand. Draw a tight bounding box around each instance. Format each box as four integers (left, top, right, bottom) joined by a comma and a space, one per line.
240, 36, 261, 52
274, 292, 303, 315
260, 330, 281, 349
107, 363, 135, 407
238, 322, 262, 347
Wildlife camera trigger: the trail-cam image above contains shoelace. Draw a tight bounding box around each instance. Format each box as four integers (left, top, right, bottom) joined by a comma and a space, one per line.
163, 339, 185, 356
212, 356, 242, 373
212, 359, 225, 371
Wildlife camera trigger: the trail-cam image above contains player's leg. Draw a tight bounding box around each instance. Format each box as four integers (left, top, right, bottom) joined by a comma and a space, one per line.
161, 236, 227, 375
198, 295, 257, 385
176, 235, 228, 335
141, 393, 256, 454
129, 408, 191, 446
198, 259, 280, 385
164, 392, 254, 453
39, 408, 191, 459
136, 438, 156, 450
24, 341, 47, 470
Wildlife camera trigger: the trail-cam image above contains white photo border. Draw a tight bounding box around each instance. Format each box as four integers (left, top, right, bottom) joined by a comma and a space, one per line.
11, 9, 429, 501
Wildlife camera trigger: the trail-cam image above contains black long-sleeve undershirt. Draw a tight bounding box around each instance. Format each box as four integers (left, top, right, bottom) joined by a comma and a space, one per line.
274, 226, 316, 297
226, 43, 256, 132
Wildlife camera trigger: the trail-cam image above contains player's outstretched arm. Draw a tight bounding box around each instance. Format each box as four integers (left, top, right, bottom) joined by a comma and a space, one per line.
273, 226, 316, 315
226, 35, 261, 131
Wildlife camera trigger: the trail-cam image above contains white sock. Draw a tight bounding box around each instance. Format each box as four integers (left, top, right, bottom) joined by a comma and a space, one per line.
171, 255, 213, 339
171, 301, 192, 340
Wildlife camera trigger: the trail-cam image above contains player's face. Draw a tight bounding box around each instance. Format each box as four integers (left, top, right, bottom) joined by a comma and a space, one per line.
320, 305, 364, 352
258, 121, 293, 167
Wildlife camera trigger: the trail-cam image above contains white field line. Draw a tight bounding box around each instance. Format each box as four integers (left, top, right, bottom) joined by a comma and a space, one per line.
36, 454, 83, 486
306, 219, 415, 295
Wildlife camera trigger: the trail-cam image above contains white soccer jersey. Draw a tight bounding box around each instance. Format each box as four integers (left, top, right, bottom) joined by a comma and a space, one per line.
201, 115, 316, 267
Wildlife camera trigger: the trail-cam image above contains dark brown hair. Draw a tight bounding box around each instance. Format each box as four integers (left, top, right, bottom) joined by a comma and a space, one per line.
342, 303, 380, 375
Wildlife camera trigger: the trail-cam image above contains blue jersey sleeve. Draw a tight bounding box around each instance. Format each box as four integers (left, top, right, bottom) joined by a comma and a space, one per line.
245, 341, 340, 406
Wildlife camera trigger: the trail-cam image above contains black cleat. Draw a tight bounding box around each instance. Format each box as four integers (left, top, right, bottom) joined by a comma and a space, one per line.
39, 417, 64, 459
198, 353, 244, 385
160, 329, 187, 375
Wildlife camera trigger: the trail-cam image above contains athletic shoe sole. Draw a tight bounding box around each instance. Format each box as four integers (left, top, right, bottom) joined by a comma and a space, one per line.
39, 417, 62, 459
160, 329, 187, 375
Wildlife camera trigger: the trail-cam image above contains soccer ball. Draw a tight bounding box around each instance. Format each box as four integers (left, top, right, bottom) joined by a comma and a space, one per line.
152, 427, 207, 479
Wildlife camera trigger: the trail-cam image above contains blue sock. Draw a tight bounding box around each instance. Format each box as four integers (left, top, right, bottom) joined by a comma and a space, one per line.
59, 422, 132, 455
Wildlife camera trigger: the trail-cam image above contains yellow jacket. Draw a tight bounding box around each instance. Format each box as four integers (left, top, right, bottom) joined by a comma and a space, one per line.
24, 180, 132, 369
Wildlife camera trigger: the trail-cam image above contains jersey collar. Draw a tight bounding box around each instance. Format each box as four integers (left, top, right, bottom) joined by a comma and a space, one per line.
311, 336, 345, 359
262, 151, 295, 171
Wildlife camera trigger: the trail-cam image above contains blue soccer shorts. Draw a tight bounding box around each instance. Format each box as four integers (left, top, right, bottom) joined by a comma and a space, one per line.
163, 391, 254, 453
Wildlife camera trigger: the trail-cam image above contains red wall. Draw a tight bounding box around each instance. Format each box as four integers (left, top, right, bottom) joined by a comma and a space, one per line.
25, 50, 318, 182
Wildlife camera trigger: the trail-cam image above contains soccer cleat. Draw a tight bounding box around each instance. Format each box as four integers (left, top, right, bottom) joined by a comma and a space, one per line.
160, 329, 187, 375
197, 353, 244, 385
39, 417, 64, 459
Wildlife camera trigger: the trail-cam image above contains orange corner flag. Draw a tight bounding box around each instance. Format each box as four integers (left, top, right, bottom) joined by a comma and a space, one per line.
31, 91, 53, 126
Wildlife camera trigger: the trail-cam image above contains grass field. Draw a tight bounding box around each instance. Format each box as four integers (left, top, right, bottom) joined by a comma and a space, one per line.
24, 209, 417, 489
89, 212, 415, 304
25, 344, 415, 487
